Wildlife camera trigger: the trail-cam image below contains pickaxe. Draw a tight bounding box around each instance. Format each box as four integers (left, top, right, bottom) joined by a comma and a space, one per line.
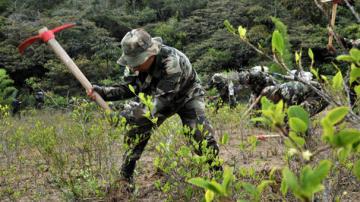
18, 24, 111, 111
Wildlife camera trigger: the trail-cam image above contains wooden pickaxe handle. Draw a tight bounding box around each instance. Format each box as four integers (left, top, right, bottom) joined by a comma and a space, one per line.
19, 25, 110, 111
41, 28, 110, 110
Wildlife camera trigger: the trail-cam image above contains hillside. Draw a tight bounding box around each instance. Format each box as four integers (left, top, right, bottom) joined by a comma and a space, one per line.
1, 1, 360, 201
0, 0, 359, 98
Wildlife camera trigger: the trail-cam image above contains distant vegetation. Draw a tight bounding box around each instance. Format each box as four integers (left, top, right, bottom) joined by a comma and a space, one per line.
1, 1, 360, 201
0, 0, 359, 103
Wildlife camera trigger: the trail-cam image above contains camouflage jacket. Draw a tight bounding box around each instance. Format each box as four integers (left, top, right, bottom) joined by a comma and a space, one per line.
97, 45, 204, 114
239, 70, 277, 96
208, 72, 241, 101
278, 81, 311, 105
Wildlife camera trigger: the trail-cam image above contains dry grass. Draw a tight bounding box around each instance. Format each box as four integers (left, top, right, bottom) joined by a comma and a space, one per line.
0, 104, 359, 201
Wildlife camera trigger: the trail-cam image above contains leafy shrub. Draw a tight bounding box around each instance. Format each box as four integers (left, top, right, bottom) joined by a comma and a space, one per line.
187, 17, 360, 202
153, 17, 187, 49
0, 68, 17, 104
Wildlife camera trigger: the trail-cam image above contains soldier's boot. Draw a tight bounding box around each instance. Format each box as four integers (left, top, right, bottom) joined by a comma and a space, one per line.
106, 160, 137, 201
118, 159, 137, 193
113, 126, 152, 197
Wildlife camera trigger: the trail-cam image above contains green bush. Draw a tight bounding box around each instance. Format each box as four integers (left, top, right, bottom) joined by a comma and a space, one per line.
0, 68, 17, 105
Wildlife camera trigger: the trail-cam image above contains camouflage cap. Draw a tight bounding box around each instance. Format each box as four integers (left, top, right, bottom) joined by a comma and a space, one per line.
211, 73, 226, 84
238, 71, 250, 85
251, 66, 269, 73
117, 29, 162, 68
262, 85, 280, 101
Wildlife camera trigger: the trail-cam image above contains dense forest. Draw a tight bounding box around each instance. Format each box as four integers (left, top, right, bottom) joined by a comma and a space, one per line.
1, 1, 360, 201
0, 0, 359, 103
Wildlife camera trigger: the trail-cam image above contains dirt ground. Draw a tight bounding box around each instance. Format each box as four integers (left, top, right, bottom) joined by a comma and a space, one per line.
127, 120, 360, 202
1, 109, 359, 201
127, 123, 287, 201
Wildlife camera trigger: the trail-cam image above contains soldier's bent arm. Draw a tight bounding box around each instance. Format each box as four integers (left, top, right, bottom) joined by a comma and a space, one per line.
96, 76, 139, 101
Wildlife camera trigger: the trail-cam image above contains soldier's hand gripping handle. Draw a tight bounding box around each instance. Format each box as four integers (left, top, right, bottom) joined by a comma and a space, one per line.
87, 85, 105, 100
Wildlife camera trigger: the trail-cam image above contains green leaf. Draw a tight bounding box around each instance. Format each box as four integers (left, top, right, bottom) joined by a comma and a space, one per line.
333, 128, 360, 147
282, 167, 299, 192
287, 106, 310, 129
308, 48, 314, 62
280, 178, 288, 197
289, 118, 308, 133
299, 161, 331, 198
188, 178, 223, 194
338, 145, 352, 163
312, 160, 332, 184
138, 92, 146, 103
336, 55, 353, 62
332, 71, 343, 91
321, 75, 329, 83
299, 165, 313, 194
321, 118, 335, 143
257, 180, 274, 194
295, 51, 301, 65
238, 26, 247, 40
128, 84, 135, 94
311, 67, 320, 80
274, 100, 285, 124
205, 190, 214, 202
251, 117, 270, 125
222, 166, 234, 194
355, 85, 360, 98
261, 96, 272, 111
289, 132, 305, 147
269, 167, 279, 180
224, 20, 235, 34
353, 159, 360, 180
350, 65, 360, 85
272, 30, 285, 55
221, 133, 229, 145
241, 182, 258, 196
325, 107, 349, 125
350, 48, 360, 61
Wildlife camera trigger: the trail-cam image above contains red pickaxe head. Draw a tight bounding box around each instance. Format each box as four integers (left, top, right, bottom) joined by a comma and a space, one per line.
18, 23, 76, 54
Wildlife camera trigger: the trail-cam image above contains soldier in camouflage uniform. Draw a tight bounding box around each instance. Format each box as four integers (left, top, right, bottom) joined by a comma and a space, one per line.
207, 73, 239, 110
343, 38, 360, 49
35, 91, 45, 109
88, 29, 221, 192
262, 81, 328, 117
11, 98, 21, 119
237, 66, 277, 108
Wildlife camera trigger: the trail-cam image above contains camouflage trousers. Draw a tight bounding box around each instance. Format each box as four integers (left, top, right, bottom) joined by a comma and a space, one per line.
300, 95, 328, 117
119, 96, 220, 180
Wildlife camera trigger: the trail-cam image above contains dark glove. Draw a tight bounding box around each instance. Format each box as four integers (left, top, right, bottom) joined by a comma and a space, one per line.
93, 85, 105, 96
88, 85, 106, 100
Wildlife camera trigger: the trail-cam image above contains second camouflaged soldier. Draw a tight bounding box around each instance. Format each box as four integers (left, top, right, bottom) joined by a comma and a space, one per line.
237, 66, 277, 107
207, 73, 239, 110
262, 81, 328, 117
11, 98, 21, 119
88, 29, 221, 194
